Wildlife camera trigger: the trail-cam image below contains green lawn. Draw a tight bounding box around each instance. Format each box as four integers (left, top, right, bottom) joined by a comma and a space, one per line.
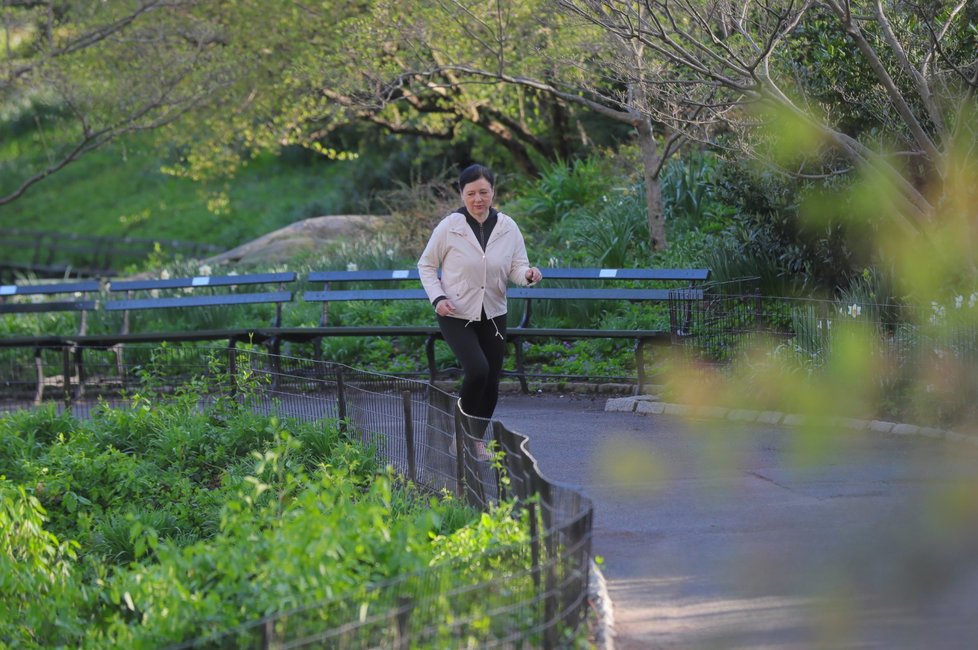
0, 132, 359, 250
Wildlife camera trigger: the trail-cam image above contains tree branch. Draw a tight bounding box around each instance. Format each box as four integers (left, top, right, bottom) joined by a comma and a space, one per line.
822, 0, 941, 164
871, 0, 944, 134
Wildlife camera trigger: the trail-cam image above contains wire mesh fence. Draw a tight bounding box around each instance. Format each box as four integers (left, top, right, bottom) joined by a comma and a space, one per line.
660, 280, 978, 428
0, 342, 594, 648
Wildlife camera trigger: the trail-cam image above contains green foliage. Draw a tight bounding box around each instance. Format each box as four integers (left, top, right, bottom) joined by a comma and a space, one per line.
510, 156, 612, 232
570, 185, 651, 268
708, 160, 864, 295
0, 480, 82, 646
0, 370, 548, 647
0, 131, 363, 250
661, 150, 734, 235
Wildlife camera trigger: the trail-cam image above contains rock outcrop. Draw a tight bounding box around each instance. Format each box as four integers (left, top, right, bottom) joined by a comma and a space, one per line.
202, 215, 386, 267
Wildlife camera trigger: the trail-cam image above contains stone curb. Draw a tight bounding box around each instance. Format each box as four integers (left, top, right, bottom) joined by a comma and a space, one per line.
606, 397, 978, 448
589, 560, 615, 650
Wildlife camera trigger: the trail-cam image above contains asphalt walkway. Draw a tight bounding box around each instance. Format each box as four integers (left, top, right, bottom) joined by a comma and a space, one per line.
494, 392, 978, 650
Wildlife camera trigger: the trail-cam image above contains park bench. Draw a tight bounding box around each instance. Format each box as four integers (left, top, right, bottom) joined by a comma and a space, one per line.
0, 279, 101, 403
270, 269, 442, 375
280, 267, 709, 391
66, 271, 297, 389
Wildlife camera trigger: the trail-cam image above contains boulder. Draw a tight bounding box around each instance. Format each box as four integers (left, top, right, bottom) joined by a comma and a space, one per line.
203, 215, 387, 267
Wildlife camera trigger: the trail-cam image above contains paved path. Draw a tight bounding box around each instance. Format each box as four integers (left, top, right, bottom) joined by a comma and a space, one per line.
494, 393, 978, 650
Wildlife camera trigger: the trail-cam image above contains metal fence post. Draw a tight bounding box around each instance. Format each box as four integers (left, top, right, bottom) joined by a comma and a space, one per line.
395, 595, 413, 650
336, 366, 347, 434
228, 342, 237, 398
402, 390, 417, 484
453, 405, 466, 498
62, 346, 72, 408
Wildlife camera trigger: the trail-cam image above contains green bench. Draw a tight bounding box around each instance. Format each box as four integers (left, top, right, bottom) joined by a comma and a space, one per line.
280, 268, 709, 391
0, 279, 101, 403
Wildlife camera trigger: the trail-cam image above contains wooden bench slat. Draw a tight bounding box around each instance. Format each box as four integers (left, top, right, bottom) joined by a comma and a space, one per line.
104, 291, 293, 311
508, 288, 704, 300
539, 268, 710, 281
0, 280, 101, 295
0, 300, 97, 314
306, 267, 711, 283
308, 270, 422, 282
303, 289, 429, 302
69, 329, 268, 346
304, 288, 704, 303
509, 327, 670, 338
109, 272, 296, 292
268, 325, 440, 341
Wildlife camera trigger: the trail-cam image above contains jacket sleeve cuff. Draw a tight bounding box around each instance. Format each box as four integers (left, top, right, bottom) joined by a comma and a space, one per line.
432, 295, 447, 307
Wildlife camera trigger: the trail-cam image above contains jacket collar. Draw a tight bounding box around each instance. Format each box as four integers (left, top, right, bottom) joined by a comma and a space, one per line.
447, 209, 513, 250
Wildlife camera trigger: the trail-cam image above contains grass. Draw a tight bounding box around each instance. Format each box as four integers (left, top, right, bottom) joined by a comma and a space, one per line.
0, 130, 362, 250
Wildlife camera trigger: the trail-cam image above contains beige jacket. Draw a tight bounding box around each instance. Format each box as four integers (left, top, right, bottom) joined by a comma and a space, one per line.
417, 211, 532, 321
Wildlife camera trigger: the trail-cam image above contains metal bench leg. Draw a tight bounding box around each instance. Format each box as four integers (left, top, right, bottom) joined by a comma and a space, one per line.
425, 334, 438, 383
513, 336, 529, 394
635, 339, 647, 394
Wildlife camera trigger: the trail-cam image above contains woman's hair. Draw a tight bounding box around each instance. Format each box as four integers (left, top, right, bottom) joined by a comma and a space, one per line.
458, 164, 494, 191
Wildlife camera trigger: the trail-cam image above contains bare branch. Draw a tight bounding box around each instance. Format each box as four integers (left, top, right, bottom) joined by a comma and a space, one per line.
871, 0, 945, 134
821, 0, 941, 163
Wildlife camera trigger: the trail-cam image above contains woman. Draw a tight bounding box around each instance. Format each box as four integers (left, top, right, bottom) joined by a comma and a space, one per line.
418, 164, 543, 457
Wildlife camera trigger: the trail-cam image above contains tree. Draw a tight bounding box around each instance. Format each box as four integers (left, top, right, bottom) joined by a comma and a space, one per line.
557, 1, 978, 280
218, 0, 690, 250
0, 0, 244, 206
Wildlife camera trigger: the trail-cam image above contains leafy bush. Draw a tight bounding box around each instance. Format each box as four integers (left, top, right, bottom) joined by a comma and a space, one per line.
661, 150, 734, 235
0, 370, 557, 647
509, 156, 611, 233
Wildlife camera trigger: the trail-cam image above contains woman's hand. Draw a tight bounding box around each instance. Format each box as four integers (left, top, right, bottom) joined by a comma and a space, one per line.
435, 299, 457, 317
525, 267, 543, 284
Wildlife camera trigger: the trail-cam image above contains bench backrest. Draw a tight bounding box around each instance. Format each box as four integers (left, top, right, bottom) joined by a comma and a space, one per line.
0, 280, 101, 335
106, 272, 297, 333
303, 268, 709, 327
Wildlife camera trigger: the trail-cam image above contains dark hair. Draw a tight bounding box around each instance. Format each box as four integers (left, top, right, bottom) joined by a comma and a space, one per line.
458, 164, 494, 191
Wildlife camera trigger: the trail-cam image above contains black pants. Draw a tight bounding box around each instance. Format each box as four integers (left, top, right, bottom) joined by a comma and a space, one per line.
437, 312, 508, 419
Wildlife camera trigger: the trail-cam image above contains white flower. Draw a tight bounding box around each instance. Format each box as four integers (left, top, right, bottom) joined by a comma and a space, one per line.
150, 289, 160, 298
970, 293, 978, 308
31, 294, 43, 304
183, 287, 194, 294
955, 295, 963, 309
227, 270, 238, 276
548, 257, 559, 268
847, 304, 861, 318
386, 249, 394, 259
74, 292, 82, 298
198, 264, 212, 276
160, 269, 170, 280
346, 262, 358, 272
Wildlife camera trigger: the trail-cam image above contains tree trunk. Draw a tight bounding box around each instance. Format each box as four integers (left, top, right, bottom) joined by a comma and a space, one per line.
635, 118, 667, 250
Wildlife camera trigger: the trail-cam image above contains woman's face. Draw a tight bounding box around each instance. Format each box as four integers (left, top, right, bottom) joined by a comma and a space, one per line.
461, 177, 494, 220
